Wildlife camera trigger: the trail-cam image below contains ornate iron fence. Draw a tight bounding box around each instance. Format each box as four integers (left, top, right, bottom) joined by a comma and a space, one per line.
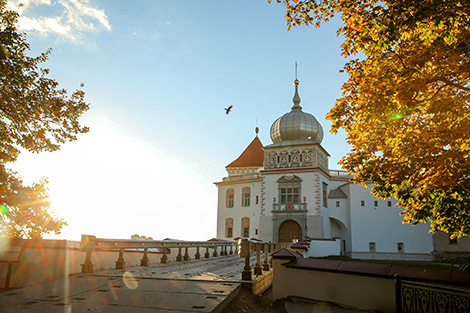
395, 274, 470, 313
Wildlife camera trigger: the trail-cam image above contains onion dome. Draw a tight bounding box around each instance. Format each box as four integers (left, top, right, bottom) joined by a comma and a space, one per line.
270, 79, 323, 145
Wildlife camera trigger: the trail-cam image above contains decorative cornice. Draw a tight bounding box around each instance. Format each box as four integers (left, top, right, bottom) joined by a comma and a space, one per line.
261, 167, 330, 177
214, 177, 263, 186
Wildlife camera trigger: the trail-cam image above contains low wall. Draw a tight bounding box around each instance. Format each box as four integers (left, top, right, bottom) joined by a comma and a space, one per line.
0, 239, 83, 288
273, 258, 395, 312
307, 239, 340, 258
252, 270, 273, 295
272, 249, 470, 313
0, 239, 229, 288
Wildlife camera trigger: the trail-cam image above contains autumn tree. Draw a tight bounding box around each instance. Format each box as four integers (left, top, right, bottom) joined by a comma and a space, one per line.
0, 0, 89, 238
270, 0, 470, 237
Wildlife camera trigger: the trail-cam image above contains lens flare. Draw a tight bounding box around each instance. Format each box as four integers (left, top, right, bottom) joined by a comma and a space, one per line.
123, 271, 138, 290
390, 112, 403, 121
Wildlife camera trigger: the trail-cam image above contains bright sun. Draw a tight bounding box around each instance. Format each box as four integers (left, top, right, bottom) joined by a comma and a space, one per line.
11, 124, 216, 242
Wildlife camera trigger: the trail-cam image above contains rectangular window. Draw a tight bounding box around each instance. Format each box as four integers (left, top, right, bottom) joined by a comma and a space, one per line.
336, 201, 340, 207
256, 196, 259, 204
361, 200, 365, 206
243, 227, 249, 237
322, 182, 328, 208
374, 200, 378, 207
227, 227, 233, 238
255, 228, 258, 235
387, 201, 392, 207
227, 195, 234, 208
243, 193, 250, 207
397, 242, 404, 253
280, 188, 300, 204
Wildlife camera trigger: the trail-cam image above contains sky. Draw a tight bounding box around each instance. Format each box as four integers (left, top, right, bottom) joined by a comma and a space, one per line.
6, 0, 351, 241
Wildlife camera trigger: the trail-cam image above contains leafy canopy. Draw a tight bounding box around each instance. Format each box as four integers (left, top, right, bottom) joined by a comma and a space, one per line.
0, 0, 89, 238
270, 0, 470, 238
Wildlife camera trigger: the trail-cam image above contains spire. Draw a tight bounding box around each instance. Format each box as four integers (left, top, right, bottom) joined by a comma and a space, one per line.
292, 62, 302, 110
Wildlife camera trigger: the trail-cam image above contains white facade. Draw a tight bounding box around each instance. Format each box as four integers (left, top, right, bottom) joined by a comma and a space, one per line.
215, 80, 433, 261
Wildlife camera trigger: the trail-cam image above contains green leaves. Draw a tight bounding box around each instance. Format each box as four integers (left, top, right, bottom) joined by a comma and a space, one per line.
0, 0, 88, 238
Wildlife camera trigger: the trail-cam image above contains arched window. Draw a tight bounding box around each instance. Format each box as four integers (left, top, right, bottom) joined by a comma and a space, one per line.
241, 217, 250, 237
242, 187, 251, 207
226, 188, 234, 208
225, 218, 233, 238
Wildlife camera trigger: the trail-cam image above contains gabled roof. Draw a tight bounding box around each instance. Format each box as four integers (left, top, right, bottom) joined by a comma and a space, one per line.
226, 137, 264, 168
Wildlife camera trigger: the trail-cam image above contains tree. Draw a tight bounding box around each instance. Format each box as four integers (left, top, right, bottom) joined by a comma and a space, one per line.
270, 0, 470, 238
0, 0, 89, 238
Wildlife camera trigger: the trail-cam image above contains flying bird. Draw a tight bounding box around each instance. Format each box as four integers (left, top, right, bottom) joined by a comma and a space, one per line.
225, 105, 233, 115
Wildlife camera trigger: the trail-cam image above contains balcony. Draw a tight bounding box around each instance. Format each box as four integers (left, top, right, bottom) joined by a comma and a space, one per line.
272, 202, 307, 212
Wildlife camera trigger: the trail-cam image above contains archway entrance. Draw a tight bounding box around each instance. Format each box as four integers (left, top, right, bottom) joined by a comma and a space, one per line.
278, 220, 302, 243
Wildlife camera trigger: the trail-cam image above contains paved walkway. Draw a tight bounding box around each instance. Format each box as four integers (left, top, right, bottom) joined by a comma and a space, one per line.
0, 254, 254, 313
1, 254, 369, 313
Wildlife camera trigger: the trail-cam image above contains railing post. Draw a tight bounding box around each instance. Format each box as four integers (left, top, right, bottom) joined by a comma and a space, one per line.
115, 249, 126, 269
239, 239, 252, 281
195, 246, 201, 259
176, 247, 183, 262
234, 243, 238, 255
223, 245, 228, 255
213, 246, 218, 257
254, 243, 262, 275
141, 248, 149, 266
81, 250, 94, 273
183, 246, 190, 261
161, 245, 168, 264
269, 242, 274, 267
395, 274, 403, 313
242, 255, 252, 280
205, 247, 210, 258
262, 242, 270, 271
229, 244, 233, 254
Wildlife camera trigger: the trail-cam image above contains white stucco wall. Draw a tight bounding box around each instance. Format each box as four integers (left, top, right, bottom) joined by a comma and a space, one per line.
216, 179, 262, 240
348, 184, 433, 256
307, 239, 341, 257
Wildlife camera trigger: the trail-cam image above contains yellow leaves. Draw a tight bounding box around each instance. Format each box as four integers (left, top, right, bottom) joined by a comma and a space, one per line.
271, 0, 470, 238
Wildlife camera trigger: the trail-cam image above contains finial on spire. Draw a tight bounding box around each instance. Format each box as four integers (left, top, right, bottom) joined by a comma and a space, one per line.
292, 62, 301, 109
294, 61, 299, 86
255, 118, 259, 137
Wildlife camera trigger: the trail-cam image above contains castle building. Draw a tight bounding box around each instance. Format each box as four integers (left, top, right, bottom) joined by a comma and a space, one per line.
215, 78, 434, 260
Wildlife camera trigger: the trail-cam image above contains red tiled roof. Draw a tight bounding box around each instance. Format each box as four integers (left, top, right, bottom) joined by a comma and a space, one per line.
226, 137, 264, 168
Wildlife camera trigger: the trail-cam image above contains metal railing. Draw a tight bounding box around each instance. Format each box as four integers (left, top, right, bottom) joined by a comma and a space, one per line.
395, 274, 470, 313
